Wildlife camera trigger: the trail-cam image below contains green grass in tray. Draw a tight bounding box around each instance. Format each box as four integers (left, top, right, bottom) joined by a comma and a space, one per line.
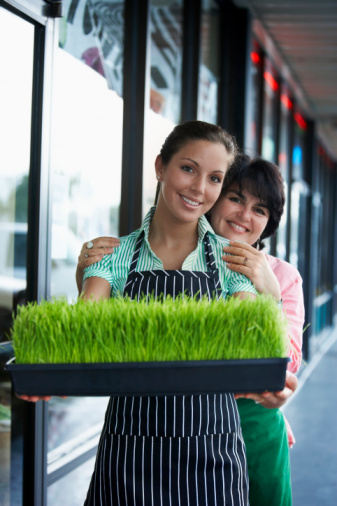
11, 295, 288, 364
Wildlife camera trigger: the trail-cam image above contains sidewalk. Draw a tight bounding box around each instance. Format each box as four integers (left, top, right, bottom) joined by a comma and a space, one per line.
283, 329, 337, 506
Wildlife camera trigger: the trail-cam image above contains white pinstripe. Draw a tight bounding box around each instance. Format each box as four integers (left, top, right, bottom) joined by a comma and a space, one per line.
116, 435, 121, 505
124, 436, 128, 506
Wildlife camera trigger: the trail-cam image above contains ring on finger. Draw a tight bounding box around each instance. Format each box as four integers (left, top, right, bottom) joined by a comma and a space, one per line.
85, 253, 89, 258
86, 241, 94, 249
243, 257, 248, 265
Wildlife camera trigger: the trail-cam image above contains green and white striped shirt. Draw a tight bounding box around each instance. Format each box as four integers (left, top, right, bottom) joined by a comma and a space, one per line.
83, 207, 257, 298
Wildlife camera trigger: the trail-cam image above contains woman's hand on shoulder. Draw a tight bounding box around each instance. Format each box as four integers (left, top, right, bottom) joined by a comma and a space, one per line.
78, 237, 120, 271
235, 371, 298, 409
222, 240, 281, 301
76, 237, 120, 294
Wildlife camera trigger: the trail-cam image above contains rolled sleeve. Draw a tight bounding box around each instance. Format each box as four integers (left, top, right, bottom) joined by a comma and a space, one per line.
83, 254, 114, 288
227, 272, 258, 297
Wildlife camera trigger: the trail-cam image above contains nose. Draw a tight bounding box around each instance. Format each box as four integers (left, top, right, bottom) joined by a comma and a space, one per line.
191, 175, 206, 194
237, 206, 251, 221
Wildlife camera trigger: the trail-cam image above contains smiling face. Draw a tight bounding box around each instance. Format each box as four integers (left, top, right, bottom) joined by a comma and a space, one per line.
155, 140, 231, 225
209, 183, 270, 245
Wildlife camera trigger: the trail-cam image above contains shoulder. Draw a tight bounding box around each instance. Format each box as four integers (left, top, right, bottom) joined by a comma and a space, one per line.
265, 253, 303, 285
207, 231, 230, 250
111, 229, 140, 262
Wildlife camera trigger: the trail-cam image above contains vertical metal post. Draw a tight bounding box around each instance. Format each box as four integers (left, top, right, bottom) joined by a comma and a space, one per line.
119, 0, 150, 235
21, 14, 56, 505
181, 0, 201, 122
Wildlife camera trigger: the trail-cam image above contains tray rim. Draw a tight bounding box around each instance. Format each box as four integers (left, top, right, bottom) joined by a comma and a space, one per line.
5, 356, 290, 370
5, 357, 290, 396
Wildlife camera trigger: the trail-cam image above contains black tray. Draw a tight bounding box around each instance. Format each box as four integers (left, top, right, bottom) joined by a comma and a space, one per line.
5, 357, 289, 396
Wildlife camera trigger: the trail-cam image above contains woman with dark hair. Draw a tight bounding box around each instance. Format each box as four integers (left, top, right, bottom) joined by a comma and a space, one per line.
208, 153, 304, 506
77, 152, 304, 506
79, 122, 257, 505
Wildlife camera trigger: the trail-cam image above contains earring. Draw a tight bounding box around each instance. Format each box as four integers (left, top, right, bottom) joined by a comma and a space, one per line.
256, 237, 261, 250
157, 175, 161, 180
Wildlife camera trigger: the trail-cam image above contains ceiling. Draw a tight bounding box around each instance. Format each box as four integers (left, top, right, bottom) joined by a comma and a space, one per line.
231, 0, 337, 159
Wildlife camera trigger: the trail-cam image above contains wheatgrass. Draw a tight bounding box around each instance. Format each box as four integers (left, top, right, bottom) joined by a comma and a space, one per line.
10, 295, 288, 364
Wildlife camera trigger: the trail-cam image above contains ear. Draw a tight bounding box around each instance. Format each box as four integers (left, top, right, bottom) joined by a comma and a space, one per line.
155, 154, 164, 181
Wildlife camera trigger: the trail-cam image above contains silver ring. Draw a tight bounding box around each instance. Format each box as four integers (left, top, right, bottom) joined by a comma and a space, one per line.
86, 241, 94, 249
85, 253, 89, 258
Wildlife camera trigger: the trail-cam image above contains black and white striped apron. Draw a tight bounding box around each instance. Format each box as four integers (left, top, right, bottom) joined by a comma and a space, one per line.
84, 232, 249, 506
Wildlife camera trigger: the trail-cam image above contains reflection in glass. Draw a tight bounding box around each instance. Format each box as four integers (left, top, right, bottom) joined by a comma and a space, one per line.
60, 0, 124, 96
276, 85, 292, 260
0, 8, 34, 505
149, 0, 183, 122
261, 58, 278, 162
292, 107, 307, 181
48, 2, 125, 501
143, 0, 183, 216
245, 39, 262, 156
198, 0, 219, 123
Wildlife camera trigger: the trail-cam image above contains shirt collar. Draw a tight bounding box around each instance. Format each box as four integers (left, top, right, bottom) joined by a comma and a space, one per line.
139, 206, 216, 242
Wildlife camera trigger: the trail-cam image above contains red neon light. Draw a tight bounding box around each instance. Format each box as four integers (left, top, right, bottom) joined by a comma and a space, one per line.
264, 71, 278, 91
294, 112, 307, 130
281, 94, 293, 110
279, 152, 287, 165
251, 52, 260, 64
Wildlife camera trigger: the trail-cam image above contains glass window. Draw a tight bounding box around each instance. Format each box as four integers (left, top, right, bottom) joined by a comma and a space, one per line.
261, 57, 279, 162
245, 39, 262, 156
143, 0, 183, 216
48, 1, 125, 501
198, 0, 220, 123
276, 84, 292, 260
0, 8, 35, 505
292, 106, 307, 181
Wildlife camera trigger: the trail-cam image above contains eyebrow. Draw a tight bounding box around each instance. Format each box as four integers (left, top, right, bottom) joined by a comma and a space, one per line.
181, 158, 225, 173
229, 189, 268, 208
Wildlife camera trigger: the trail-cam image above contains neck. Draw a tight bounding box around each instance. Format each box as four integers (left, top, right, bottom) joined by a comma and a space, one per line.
149, 203, 199, 247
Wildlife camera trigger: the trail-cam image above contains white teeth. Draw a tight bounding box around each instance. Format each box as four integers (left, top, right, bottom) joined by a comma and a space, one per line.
181, 196, 199, 206
229, 221, 247, 232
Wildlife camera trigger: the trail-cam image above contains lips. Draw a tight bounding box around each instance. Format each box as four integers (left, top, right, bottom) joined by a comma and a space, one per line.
227, 221, 249, 232
180, 195, 201, 207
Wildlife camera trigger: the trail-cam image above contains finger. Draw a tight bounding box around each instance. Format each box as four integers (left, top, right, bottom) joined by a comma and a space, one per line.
90, 237, 120, 249
16, 395, 51, 402
222, 253, 249, 265
229, 241, 257, 252
82, 253, 111, 266
222, 256, 250, 270
223, 245, 255, 259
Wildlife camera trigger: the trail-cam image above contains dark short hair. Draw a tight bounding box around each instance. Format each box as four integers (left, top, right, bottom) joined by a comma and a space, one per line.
160, 120, 238, 166
221, 153, 286, 249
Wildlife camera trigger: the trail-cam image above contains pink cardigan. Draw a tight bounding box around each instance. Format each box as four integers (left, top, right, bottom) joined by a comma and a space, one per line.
265, 254, 305, 447
265, 254, 304, 373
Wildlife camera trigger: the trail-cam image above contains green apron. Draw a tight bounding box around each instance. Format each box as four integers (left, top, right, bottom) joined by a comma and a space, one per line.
237, 398, 292, 506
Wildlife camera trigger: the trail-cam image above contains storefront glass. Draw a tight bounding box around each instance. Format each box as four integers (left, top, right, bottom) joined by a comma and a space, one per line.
276, 84, 292, 260
245, 39, 262, 156
0, 8, 34, 505
143, 0, 183, 216
261, 57, 278, 163
198, 0, 219, 123
48, 1, 125, 502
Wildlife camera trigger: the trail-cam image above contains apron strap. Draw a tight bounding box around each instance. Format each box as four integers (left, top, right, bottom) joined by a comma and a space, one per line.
128, 231, 144, 274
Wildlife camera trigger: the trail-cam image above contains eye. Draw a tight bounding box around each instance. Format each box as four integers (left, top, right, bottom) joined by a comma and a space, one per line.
255, 207, 267, 216
210, 175, 223, 184
229, 196, 241, 204
181, 165, 194, 173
